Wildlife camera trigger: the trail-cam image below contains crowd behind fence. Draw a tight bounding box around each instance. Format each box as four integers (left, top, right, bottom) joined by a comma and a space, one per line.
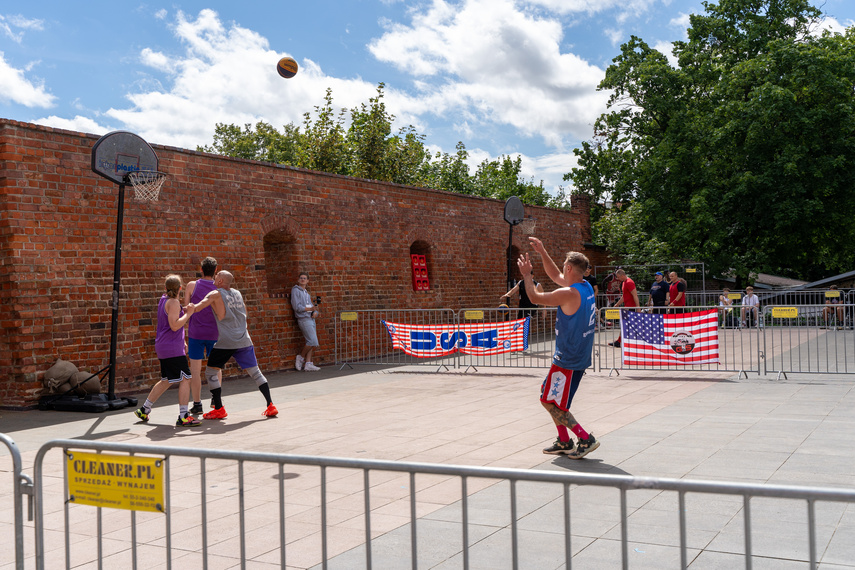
0, 435, 852, 569
335, 300, 855, 378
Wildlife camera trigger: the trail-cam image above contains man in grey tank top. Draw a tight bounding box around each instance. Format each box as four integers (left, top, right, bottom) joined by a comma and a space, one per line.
191, 270, 278, 419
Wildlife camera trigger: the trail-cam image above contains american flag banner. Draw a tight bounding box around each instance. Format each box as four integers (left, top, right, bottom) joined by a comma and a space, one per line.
382, 317, 529, 358
621, 309, 720, 365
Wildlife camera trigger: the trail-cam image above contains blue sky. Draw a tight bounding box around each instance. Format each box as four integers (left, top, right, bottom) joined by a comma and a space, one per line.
2, 0, 853, 192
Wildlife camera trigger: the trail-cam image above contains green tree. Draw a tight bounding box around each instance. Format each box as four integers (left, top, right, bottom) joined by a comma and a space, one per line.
298, 88, 349, 175
198, 121, 299, 164
568, 0, 855, 281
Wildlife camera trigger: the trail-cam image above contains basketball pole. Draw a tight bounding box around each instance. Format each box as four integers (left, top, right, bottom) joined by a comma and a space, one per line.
107, 182, 126, 404
506, 224, 515, 292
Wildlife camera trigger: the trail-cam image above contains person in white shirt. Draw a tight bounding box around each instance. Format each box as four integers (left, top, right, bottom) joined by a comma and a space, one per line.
740, 286, 760, 328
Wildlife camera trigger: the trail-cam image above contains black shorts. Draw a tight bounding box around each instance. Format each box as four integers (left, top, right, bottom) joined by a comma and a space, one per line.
159, 355, 191, 383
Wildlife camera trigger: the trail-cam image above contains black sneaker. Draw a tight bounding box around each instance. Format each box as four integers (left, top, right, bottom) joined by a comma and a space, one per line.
608, 341, 621, 348
190, 402, 204, 414
567, 435, 600, 459
176, 414, 202, 427
542, 438, 575, 455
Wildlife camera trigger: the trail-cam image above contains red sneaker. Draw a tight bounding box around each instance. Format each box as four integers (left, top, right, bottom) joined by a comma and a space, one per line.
203, 406, 228, 420
262, 404, 278, 417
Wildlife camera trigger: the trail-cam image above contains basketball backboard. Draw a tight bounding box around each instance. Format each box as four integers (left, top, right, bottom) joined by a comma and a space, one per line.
91, 131, 158, 185
504, 196, 524, 225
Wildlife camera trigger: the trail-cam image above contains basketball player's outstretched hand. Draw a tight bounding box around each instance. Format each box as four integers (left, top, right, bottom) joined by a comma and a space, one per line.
517, 253, 533, 277
528, 236, 545, 256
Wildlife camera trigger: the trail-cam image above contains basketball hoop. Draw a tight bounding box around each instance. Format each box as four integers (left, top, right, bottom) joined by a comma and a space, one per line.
517, 217, 537, 235
125, 170, 168, 202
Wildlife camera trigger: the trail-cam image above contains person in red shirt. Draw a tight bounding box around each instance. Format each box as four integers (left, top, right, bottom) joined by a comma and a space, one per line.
608, 269, 639, 348
668, 271, 687, 312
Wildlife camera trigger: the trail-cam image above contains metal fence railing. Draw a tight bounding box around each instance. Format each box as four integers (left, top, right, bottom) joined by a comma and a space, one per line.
0, 432, 33, 570
335, 308, 458, 370
335, 303, 855, 377
763, 304, 855, 378
13, 436, 855, 569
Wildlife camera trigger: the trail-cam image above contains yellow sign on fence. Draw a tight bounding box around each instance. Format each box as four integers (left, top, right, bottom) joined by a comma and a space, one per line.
66, 451, 165, 513
825, 290, 841, 298
728, 293, 742, 301
686, 268, 697, 273
605, 309, 621, 320
464, 310, 485, 320
339, 312, 358, 321
772, 307, 799, 319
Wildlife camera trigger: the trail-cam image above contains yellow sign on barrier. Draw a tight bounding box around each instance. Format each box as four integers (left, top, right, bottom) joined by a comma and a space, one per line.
66, 451, 165, 513
605, 309, 621, 320
772, 307, 798, 319
728, 293, 741, 301
825, 290, 841, 298
339, 312, 358, 321
686, 268, 697, 273
465, 310, 484, 320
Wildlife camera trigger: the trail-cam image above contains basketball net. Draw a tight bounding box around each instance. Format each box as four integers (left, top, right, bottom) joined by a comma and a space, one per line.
517, 217, 537, 235
126, 170, 168, 202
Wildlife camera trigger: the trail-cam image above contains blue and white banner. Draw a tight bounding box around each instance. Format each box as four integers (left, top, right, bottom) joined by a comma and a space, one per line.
382, 317, 530, 358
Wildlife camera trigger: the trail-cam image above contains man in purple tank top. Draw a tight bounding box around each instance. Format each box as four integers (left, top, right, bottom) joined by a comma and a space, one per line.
184, 257, 221, 414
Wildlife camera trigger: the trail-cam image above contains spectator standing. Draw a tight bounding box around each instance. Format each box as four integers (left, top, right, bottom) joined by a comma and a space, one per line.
291, 273, 321, 371
608, 269, 639, 348
668, 271, 687, 312
647, 271, 669, 314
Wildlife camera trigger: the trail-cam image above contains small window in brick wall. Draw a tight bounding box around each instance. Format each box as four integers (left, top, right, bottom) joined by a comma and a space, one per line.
410, 241, 431, 291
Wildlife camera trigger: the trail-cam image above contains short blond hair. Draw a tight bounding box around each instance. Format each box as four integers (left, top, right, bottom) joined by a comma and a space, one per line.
564, 252, 589, 274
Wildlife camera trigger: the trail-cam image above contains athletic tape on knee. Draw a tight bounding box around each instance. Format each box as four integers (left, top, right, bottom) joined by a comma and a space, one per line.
247, 366, 267, 387
206, 369, 221, 389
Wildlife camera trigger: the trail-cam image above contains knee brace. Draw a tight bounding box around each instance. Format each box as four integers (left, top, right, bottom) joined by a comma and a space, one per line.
247, 366, 267, 387
206, 368, 221, 390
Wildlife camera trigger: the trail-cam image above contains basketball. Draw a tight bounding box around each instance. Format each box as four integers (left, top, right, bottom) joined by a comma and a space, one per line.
277, 57, 298, 79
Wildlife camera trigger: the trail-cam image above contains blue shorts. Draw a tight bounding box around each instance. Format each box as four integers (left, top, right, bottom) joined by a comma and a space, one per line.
188, 338, 217, 360
207, 346, 258, 370
298, 318, 319, 347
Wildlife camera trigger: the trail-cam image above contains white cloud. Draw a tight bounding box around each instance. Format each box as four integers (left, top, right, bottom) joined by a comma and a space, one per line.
669, 13, 691, 31
0, 14, 43, 42
652, 40, 678, 67
31, 114, 109, 135
815, 16, 853, 36
0, 52, 55, 107
524, 0, 656, 18
369, 0, 609, 149
103, 9, 380, 150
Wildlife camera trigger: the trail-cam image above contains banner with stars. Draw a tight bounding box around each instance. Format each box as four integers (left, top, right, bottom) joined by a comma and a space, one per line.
621, 309, 720, 365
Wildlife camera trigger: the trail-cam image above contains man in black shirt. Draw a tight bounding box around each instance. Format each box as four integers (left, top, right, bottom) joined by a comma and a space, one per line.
647, 271, 669, 314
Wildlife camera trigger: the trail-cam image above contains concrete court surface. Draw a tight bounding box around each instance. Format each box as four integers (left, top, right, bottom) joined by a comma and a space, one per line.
1, 363, 854, 569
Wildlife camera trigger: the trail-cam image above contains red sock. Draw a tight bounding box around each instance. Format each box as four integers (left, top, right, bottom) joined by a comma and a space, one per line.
571, 424, 590, 440
557, 425, 570, 442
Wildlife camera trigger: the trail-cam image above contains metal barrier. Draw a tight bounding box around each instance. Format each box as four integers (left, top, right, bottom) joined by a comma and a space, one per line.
335, 308, 458, 369
595, 306, 763, 376
0, 432, 33, 570
763, 305, 855, 378
26, 438, 855, 569
335, 304, 855, 378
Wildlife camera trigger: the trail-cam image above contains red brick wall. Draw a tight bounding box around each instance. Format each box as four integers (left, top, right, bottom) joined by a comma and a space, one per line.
0, 119, 598, 408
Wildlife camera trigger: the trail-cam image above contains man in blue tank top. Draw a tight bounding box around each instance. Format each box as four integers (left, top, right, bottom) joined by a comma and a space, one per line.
519, 237, 599, 459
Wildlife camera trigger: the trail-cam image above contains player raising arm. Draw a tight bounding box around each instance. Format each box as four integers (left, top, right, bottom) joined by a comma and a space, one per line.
518, 243, 599, 459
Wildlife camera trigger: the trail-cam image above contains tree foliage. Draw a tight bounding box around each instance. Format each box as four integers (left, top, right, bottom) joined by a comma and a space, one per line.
568, 0, 855, 281
198, 83, 561, 208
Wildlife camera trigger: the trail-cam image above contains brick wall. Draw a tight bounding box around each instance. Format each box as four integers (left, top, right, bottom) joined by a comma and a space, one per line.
0, 119, 598, 408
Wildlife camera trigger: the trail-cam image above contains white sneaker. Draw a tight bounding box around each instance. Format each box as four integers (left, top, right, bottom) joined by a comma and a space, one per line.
295, 355, 304, 371
303, 362, 320, 371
